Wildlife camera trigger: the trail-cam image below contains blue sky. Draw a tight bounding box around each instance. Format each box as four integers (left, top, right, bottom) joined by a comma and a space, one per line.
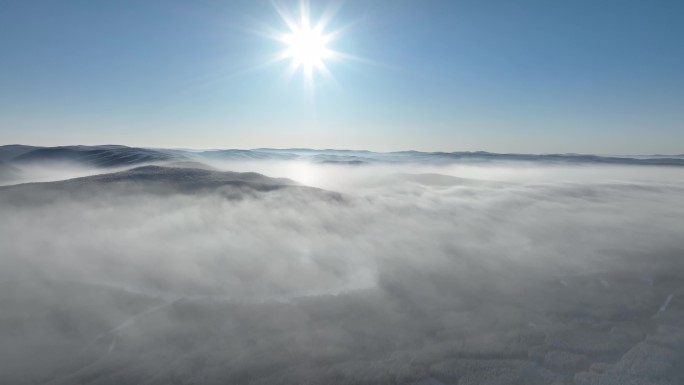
1, 0, 682, 154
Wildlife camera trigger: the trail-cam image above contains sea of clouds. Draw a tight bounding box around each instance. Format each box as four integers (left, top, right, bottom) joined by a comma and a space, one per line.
1, 160, 683, 384
2, 161, 683, 298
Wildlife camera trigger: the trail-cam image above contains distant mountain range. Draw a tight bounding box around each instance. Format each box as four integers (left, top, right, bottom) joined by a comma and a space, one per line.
1, 145, 684, 173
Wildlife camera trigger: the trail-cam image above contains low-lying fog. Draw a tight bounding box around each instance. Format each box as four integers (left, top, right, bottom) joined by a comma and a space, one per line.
0, 162, 131, 186
1, 160, 684, 384
204, 159, 684, 192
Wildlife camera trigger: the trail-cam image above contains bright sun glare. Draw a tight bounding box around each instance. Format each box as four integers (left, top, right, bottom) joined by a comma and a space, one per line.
282, 22, 331, 72
275, 1, 339, 82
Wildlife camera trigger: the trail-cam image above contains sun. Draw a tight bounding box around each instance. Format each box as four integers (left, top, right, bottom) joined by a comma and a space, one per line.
282, 23, 332, 74
274, 1, 339, 81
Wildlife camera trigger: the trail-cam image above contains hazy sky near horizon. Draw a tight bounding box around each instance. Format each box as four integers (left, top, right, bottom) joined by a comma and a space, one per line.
1, 0, 683, 154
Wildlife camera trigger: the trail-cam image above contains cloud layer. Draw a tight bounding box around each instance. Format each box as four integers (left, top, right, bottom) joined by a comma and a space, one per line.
1, 162, 684, 384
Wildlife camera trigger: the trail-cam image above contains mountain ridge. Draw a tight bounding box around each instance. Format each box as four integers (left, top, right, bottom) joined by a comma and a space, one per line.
3, 144, 684, 168
0, 165, 342, 204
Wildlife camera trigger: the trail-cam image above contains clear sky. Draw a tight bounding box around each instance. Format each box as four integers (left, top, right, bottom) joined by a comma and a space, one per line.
1, 0, 682, 154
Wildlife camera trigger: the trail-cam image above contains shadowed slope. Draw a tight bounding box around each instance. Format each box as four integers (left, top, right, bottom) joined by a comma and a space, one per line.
12, 146, 185, 168
0, 165, 340, 203
0, 144, 42, 162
